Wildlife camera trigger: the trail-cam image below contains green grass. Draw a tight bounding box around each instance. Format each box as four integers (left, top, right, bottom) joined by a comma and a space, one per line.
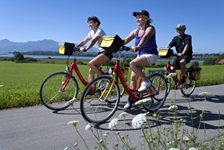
0, 61, 224, 109
0, 61, 90, 109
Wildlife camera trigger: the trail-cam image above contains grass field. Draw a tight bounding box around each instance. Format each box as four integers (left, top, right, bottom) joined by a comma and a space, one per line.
0, 60, 224, 109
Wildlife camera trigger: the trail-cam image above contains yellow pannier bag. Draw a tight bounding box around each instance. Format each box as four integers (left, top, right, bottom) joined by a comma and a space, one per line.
101, 35, 124, 53
194, 67, 202, 80
59, 42, 75, 55
158, 48, 174, 58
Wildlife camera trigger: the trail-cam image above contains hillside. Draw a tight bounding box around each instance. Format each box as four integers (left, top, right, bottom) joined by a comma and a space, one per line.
0, 39, 100, 53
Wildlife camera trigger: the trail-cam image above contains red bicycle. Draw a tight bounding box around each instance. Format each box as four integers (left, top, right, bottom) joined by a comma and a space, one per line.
157, 48, 199, 97
80, 46, 168, 124
40, 42, 125, 111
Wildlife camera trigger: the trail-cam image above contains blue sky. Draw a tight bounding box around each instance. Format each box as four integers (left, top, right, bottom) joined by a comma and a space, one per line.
1, 0, 224, 54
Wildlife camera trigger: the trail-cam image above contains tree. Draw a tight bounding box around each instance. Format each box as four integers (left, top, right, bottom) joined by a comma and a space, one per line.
203, 57, 217, 65
13, 51, 24, 62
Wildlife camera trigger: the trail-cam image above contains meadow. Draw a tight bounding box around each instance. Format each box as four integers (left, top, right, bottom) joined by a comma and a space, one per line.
0, 60, 224, 109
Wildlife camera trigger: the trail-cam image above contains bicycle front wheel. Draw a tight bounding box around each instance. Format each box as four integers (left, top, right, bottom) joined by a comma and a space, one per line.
80, 76, 120, 124
40, 72, 79, 111
180, 75, 196, 97
143, 73, 168, 112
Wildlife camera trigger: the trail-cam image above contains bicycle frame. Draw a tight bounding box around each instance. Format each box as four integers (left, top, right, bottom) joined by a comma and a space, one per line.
107, 51, 157, 102
165, 60, 186, 87
69, 58, 89, 86
59, 52, 89, 92
60, 51, 105, 92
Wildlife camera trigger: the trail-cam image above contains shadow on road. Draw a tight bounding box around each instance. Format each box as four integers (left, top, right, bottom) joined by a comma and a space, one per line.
49, 94, 224, 132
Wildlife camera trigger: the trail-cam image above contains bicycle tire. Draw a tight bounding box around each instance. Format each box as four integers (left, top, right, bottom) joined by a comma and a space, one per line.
80, 76, 120, 124
40, 72, 79, 111
143, 73, 168, 112
180, 72, 196, 97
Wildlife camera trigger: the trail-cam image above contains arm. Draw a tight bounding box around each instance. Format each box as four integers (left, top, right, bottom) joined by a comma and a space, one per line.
179, 44, 189, 56
123, 29, 136, 45
84, 36, 101, 51
167, 37, 175, 48
179, 35, 191, 56
76, 38, 89, 47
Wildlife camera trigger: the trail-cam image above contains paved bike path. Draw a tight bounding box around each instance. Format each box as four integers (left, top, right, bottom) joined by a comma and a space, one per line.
0, 84, 224, 150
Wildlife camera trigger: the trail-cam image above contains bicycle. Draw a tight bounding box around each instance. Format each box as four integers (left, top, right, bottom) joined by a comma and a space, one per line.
40, 42, 125, 111
80, 46, 168, 124
157, 48, 198, 97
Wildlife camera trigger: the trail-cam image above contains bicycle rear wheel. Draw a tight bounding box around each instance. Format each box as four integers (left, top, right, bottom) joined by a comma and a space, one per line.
80, 76, 120, 124
143, 73, 167, 112
40, 72, 79, 111
180, 74, 196, 97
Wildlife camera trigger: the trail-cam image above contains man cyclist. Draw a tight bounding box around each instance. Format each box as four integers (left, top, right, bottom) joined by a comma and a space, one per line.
167, 24, 193, 84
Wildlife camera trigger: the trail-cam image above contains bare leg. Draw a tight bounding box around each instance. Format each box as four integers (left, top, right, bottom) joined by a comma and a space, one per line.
170, 66, 178, 83
129, 56, 149, 82
88, 68, 95, 83
130, 71, 139, 90
179, 59, 186, 76
88, 53, 110, 82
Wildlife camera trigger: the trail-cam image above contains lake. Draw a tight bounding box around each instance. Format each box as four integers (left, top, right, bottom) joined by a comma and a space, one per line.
0, 54, 96, 60
0, 54, 204, 63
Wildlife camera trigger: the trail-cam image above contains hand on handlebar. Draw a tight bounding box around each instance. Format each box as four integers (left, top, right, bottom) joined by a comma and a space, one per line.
121, 45, 130, 51
79, 47, 86, 52
130, 46, 139, 52
177, 53, 183, 57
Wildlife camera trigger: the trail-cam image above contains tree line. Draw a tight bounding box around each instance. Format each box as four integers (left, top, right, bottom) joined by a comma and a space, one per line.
1, 51, 224, 66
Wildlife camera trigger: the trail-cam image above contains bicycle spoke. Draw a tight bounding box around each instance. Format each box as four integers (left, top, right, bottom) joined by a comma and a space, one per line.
40, 72, 78, 111
80, 76, 120, 124
143, 73, 167, 112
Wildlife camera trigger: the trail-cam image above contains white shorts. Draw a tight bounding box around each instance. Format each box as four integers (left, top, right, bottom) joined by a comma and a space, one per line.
138, 54, 158, 66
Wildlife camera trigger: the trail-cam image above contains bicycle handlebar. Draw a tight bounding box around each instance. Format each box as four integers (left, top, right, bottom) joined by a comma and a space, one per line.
73, 47, 80, 52
120, 46, 130, 51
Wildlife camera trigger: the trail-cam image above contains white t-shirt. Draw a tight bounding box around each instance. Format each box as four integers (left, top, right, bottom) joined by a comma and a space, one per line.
86, 28, 106, 52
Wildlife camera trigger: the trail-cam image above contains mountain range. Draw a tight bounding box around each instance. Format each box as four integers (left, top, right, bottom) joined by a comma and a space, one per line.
0, 39, 99, 53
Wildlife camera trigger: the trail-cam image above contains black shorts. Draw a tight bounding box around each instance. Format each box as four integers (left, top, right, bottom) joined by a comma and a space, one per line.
98, 51, 113, 60
172, 55, 192, 67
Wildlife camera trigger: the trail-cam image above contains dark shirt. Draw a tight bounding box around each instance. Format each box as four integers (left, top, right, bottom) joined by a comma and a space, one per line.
169, 34, 193, 55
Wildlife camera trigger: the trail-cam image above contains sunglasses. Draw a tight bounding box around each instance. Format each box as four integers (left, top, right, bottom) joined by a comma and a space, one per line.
176, 29, 182, 32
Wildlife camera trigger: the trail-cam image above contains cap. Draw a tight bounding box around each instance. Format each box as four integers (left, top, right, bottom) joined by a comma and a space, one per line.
133, 10, 150, 18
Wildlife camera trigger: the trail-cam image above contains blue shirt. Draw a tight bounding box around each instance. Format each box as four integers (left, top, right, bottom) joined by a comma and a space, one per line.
135, 25, 158, 55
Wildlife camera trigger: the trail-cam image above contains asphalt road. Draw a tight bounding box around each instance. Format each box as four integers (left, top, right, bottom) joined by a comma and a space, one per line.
1, 84, 224, 150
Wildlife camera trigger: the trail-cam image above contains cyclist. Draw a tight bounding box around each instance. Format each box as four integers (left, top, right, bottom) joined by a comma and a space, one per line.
123, 10, 158, 109
77, 16, 113, 82
167, 24, 193, 84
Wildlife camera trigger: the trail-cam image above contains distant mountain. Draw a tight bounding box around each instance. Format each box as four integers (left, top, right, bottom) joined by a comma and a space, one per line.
0, 39, 58, 52
0, 39, 99, 53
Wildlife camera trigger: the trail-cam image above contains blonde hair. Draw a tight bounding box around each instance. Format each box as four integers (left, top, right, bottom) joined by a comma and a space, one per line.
145, 16, 152, 25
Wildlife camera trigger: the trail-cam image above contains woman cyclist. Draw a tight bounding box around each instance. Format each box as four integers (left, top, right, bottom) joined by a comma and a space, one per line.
122, 10, 158, 109
77, 16, 113, 82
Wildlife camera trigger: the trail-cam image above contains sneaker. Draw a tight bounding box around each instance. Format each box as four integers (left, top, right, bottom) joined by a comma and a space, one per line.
179, 76, 186, 84
124, 101, 132, 110
138, 80, 151, 92
98, 80, 107, 90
